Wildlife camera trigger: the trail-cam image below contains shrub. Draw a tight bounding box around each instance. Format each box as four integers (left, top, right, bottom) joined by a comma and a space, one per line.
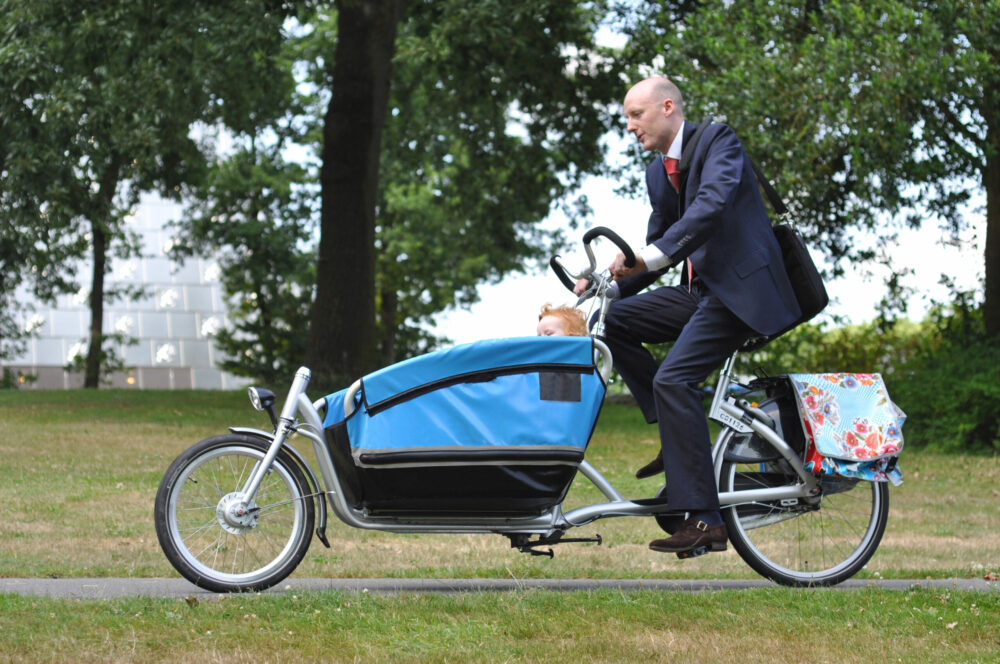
886, 308, 1000, 453
738, 318, 924, 377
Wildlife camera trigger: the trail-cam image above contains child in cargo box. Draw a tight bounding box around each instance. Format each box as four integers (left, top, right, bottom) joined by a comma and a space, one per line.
536, 303, 588, 337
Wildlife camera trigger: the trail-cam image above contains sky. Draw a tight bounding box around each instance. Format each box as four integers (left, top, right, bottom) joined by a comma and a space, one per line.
435, 172, 987, 346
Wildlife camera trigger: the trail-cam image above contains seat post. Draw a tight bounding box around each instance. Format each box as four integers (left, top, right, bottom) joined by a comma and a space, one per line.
709, 351, 739, 420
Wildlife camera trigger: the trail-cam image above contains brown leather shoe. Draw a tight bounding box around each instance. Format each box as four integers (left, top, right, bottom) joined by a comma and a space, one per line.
649, 518, 727, 554
635, 451, 663, 479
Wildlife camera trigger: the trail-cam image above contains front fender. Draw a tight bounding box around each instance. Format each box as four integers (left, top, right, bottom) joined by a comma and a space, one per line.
230, 426, 278, 441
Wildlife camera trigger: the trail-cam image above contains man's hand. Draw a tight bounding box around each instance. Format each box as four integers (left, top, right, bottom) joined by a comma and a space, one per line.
573, 277, 591, 296
609, 252, 647, 280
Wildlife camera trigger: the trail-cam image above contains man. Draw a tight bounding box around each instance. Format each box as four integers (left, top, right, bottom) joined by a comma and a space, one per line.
576, 77, 801, 555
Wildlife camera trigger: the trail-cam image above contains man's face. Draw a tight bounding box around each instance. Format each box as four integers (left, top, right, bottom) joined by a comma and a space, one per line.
624, 86, 675, 153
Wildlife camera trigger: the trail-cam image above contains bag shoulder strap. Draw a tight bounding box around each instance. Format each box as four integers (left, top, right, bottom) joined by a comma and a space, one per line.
749, 158, 788, 216
679, 117, 790, 217
678, 117, 712, 174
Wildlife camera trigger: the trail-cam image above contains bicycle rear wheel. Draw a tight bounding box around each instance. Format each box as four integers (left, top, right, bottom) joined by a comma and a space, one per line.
718, 432, 889, 587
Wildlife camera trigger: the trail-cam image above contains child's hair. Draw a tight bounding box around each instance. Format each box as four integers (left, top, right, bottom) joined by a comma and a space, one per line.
538, 304, 588, 336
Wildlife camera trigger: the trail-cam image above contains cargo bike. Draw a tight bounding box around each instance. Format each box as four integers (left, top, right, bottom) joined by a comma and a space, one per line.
154, 228, 904, 593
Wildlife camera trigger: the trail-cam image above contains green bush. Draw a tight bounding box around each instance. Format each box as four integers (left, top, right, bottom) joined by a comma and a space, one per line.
761, 309, 999, 453
886, 309, 1000, 453
738, 318, 924, 377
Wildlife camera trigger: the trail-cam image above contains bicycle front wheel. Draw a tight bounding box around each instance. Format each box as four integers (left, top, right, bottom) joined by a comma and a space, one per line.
154, 434, 315, 593
719, 432, 889, 587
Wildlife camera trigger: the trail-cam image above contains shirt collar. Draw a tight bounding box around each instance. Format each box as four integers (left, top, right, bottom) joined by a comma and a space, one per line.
663, 125, 683, 161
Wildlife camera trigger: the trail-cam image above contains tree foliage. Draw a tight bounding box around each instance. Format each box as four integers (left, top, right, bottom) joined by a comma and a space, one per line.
0, 0, 296, 386
618, 0, 999, 336
171, 136, 317, 385
372, 0, 623, 363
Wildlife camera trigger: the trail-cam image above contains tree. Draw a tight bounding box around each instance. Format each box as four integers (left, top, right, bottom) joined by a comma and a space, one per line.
618, 0, 999, 336
170, 137, 317, 385
1, 1, 93, 365
302, 0, 622, 386
175, 1, 620, 384
302, 0, 405, 389
0, 0, 295, 386
372, 0, 621, 363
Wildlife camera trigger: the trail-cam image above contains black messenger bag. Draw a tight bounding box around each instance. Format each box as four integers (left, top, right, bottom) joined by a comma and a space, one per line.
772, 223, 829, 324
748, 159, 829, 342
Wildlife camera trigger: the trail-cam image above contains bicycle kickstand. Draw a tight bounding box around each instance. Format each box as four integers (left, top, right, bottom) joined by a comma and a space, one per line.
508, 533, 603, 558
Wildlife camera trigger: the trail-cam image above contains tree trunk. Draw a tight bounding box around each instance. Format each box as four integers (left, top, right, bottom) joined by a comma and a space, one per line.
83, 220, 107, 388
83, 159, 120, 389
984, 137, 1000, 340
306, 0, 406, 389
379, 284, 398, 366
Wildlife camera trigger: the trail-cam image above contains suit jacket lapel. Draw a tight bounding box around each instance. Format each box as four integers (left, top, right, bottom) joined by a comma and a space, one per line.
647, 155, 678, 219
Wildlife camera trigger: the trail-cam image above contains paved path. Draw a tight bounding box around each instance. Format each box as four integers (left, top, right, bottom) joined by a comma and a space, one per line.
2, 577, 997, 600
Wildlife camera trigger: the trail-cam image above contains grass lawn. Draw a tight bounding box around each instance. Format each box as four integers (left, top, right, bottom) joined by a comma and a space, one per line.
1, 388, 998, 662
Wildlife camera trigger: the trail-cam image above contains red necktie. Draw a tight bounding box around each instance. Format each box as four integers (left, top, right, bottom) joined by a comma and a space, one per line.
664, 157, 694, 290
664, 157, 680, 192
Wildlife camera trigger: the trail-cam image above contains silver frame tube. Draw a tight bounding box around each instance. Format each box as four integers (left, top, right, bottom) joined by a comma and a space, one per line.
592, 338, 613, 384
238, 337, 819, 537
238, 367, 312, 505
293, 387, 819, 535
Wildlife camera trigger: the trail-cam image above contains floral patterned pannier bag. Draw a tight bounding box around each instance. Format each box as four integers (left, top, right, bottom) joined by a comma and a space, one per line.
788, 374, 905, 485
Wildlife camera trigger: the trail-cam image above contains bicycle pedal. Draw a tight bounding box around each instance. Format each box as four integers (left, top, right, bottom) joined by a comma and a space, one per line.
676, 545, 709, 559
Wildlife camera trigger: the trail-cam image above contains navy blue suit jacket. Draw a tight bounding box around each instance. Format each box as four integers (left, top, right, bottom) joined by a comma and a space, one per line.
617, 122, 801, 336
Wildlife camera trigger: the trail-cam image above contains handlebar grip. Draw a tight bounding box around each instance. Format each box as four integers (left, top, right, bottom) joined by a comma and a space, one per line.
582, 226, 636, 268
549, 256, 577, 292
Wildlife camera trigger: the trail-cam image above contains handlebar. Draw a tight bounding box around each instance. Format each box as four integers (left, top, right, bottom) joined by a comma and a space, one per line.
549, 226, 637, 293
582, 227, 636, 268
549, 256, 580, 291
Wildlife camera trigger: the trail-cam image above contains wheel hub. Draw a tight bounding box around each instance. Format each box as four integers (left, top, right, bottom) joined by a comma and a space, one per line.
216, 492, 259, 534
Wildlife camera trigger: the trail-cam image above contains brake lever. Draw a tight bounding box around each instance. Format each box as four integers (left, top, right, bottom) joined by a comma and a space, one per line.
574, 277, 597, 306
576, 270, 619, 307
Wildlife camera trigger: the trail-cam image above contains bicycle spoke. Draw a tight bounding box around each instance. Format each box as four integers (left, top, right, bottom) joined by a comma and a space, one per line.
721, 434, 889, 586
158, 438, 313, 590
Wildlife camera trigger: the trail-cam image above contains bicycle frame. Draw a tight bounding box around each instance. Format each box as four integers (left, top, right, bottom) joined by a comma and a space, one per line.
232, 337, 820, 544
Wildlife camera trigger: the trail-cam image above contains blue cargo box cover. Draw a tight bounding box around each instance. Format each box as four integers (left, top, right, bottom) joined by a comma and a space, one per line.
323, 336, 605, 468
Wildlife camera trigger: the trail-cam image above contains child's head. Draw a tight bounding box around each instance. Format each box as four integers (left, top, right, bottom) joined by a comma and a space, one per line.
537, 304, 588, 337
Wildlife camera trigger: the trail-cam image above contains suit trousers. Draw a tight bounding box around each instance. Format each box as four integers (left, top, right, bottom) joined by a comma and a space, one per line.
602, 280, 753, 512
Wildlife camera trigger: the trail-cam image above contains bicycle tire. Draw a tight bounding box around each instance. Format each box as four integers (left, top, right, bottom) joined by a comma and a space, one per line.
154, 434, 315, 593
718, 430, 889, 587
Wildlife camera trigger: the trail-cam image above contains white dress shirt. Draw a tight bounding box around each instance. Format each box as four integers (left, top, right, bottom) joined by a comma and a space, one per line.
638, 130, 684, 271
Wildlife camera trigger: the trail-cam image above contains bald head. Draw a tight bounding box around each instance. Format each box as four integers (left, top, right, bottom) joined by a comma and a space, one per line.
624, 77, 685, 153
629, 77, 684, 116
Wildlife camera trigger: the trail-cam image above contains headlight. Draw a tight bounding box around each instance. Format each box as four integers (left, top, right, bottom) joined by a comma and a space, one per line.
248, 386, 264, 411
248, 387, 276, 412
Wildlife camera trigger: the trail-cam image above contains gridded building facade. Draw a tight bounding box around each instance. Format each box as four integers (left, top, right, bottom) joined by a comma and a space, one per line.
4, 194, 249, 390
